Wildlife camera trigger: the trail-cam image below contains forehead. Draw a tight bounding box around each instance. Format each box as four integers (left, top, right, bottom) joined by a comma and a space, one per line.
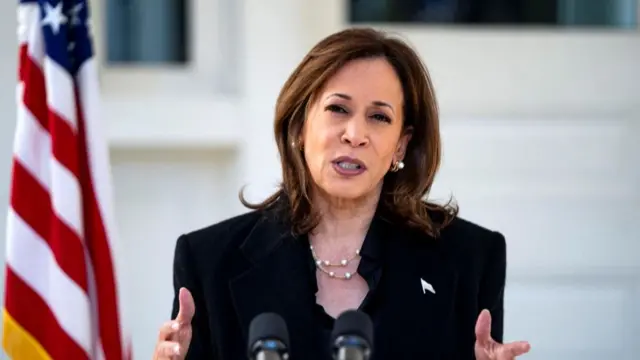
320, 57, 404, 106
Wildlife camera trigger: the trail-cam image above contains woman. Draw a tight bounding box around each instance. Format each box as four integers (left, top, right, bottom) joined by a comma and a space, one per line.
153, 28, 531, 359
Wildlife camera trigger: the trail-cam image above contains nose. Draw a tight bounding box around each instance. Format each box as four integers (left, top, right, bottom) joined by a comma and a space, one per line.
341, 117, 369, 147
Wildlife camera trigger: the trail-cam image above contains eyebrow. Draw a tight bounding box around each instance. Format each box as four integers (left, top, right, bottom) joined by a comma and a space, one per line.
327, 93, 395, 114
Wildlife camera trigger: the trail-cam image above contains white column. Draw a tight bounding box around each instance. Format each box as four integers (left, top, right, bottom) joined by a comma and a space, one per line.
238, 0, 311, 205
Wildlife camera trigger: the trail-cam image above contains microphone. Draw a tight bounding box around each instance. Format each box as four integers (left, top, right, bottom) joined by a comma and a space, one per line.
330, 310, 374, 360
247, 312, 290, 360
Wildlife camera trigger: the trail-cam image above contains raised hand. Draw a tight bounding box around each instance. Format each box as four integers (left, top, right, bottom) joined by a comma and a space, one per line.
474, 309, 531, 360
153, 287, 196, 360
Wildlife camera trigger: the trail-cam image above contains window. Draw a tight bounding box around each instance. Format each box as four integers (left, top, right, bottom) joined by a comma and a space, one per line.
106, 0, 188, 64
348, 0, 638, 28
92, 0, 240, 95
90, 0, 241, 148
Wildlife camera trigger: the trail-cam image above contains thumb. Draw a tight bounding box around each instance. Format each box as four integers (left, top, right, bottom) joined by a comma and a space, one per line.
475, 309, 493, 347
176, 287, 196, 324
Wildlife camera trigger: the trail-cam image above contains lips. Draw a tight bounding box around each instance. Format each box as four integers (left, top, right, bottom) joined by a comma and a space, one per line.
331, 156, 367, 177
332, 156, 366, 170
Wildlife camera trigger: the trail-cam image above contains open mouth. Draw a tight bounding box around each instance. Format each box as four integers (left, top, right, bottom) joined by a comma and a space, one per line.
332, 156, 366, 176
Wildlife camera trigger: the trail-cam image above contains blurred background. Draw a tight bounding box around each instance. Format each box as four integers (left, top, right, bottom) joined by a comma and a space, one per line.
1, 0, 639, 359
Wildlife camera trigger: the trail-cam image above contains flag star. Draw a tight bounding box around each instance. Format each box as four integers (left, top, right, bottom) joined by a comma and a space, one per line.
69, 3, 84, 26
42, 2, 67, 34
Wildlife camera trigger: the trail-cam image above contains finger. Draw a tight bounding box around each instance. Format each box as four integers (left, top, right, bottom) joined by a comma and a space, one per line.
155, 340, 183, 359
158, 320, 180, 341
176, 323, 193, 346
176, 287, 196, 325
497, 341, 531, 359
474, 309, 492, 346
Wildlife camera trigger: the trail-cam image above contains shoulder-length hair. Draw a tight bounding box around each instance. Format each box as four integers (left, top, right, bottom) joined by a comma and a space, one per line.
241, 27, 457, 237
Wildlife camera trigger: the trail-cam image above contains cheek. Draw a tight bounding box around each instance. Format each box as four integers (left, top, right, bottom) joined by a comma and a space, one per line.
303, 129, 333, 173
371, 136, 398, 169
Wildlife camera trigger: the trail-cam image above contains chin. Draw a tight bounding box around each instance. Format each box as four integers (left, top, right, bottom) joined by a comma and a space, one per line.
320, 181, 371, 200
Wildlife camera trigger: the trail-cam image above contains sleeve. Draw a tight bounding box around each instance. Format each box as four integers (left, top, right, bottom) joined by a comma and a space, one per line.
477, 231, 507, 343
171, 234, 215, 359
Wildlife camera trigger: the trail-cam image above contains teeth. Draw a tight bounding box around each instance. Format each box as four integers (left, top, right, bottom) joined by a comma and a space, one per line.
337, 162, 360, 170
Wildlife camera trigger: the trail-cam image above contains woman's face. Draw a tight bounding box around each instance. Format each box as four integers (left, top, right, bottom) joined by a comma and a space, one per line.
301, 57, 411, 201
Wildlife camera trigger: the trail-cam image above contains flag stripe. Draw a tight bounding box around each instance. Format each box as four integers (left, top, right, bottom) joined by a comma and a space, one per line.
22, 49, 49, 131
21, 4, 45, 65
44, 57, 77, 130
51, 157, 84, 236
50, 108, 80, 178
17, 5, 38, 45
4, 269, 89, 360
14, 87, 52, 191
2, 309, 52, 360
9, 159, 89, 291
6, 209, 93, 353
76, 68, 125, 359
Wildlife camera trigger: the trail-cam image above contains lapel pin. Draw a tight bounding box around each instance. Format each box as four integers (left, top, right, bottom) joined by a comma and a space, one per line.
420, 278, 435, 295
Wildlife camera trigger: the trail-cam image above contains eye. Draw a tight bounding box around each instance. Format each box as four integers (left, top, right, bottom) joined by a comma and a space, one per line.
371, 113, 391, 123
325, 104, 348, 114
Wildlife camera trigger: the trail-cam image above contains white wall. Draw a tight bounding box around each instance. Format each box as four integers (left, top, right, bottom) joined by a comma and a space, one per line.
1, 0, 639, 359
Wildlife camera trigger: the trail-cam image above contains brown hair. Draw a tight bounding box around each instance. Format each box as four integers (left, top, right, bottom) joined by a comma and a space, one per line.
241, 27, 458, 237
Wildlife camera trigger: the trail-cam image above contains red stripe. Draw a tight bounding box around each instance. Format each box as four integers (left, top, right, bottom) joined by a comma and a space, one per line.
9, 159, 89, 292
21, 49, 48, 131
76, 84, 124, 358
4, 268, 90, 360
50, 110, 80, 177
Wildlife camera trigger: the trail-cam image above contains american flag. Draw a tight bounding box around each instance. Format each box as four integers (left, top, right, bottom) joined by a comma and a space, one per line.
2, 0, 131, 359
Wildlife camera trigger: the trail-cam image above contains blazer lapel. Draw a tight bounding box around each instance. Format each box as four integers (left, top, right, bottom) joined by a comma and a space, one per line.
375, 225, 459, 358
228, 211, 323, 356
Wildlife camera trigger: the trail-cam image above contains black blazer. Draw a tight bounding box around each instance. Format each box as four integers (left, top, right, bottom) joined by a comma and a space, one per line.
170, 203, 506, 359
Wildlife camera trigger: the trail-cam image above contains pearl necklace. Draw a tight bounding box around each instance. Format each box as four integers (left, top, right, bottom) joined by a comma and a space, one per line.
309, 245, 361, 280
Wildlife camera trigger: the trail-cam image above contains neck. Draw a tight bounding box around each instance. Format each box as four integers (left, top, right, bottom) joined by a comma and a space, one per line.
310, 187, 380, 248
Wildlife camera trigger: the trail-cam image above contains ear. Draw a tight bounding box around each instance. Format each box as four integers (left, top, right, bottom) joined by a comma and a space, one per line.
292, 118, 307, 152
394, 126, 413, 161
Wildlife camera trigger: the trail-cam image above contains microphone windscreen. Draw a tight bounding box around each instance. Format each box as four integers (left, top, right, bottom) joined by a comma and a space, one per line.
248, 312, 290, 352
331, 310, 374, 347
